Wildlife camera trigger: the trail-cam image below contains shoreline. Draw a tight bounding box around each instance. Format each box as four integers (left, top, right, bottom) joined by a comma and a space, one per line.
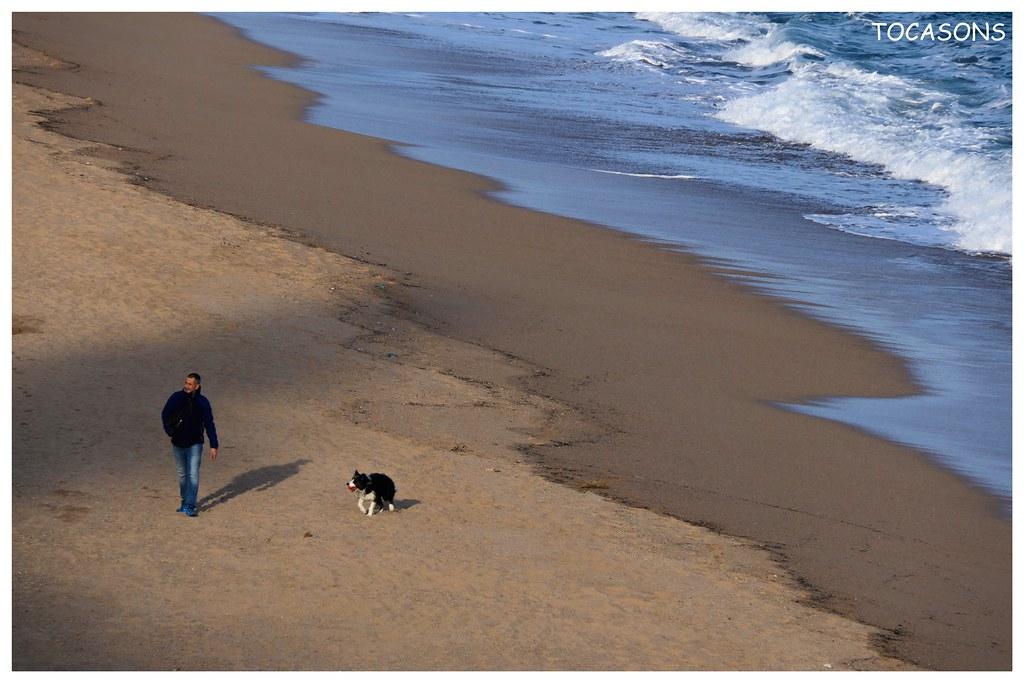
12, 12, 1011, 670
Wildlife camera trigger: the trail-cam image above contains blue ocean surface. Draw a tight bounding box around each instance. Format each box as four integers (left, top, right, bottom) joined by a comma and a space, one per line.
215, 12, 1012, 508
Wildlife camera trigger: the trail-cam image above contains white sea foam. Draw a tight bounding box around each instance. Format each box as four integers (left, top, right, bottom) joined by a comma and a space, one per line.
724, 35, 824, 67
637, 12, 769, 43
657, 16, 827, 69
717, 65, 1011, 254
804, 206, 956, 249
598, 40, 686, 69
590, 169, 698, 180
820, 61, 911, 88
631, 12, 1011, 255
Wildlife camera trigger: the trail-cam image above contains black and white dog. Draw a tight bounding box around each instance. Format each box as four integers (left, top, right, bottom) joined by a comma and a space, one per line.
346, 470, 397, 516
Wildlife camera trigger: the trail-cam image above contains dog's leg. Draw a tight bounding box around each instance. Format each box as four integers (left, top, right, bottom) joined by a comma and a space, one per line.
357, 494, 367, 514
388, 501, 396, 512
367, 500, 377, 517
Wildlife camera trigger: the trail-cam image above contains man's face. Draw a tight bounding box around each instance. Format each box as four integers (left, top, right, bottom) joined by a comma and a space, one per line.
183, 377, 199, 394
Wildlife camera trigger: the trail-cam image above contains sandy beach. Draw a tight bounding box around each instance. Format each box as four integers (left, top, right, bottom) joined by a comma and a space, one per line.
11, 13, 1010, 670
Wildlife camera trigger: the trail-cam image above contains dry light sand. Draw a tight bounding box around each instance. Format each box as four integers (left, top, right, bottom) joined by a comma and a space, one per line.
10, 43, 914, 670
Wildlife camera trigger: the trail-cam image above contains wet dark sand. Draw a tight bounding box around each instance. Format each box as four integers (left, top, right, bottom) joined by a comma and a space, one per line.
12, 12, 1011, 669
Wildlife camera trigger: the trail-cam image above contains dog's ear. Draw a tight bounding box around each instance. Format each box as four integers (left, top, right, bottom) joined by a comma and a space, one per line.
353, 470, 360, 477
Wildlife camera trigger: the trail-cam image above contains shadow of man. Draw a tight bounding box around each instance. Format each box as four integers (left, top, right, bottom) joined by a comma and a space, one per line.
198, 458, 312, 512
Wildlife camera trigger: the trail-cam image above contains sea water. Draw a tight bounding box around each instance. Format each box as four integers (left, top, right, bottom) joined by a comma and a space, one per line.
214, 12, 1012, 508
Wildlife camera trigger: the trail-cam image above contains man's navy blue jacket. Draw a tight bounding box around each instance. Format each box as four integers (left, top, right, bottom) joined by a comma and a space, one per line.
161, 389, 219, 449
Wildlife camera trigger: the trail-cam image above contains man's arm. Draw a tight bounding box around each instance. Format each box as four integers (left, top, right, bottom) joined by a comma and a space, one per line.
160, 393, 179, 437
202, 398, 219, 460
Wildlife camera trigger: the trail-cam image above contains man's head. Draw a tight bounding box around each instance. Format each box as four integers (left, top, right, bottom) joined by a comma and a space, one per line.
183, 372, 201, 394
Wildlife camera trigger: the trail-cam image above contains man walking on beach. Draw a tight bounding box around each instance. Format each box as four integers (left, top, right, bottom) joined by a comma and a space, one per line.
161, 372, 219, 517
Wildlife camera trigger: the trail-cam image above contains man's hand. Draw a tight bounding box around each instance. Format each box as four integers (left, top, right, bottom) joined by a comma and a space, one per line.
210, 447, 218, 462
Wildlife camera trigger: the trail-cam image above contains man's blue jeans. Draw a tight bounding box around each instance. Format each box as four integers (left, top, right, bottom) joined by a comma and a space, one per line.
172, 443, 203, 511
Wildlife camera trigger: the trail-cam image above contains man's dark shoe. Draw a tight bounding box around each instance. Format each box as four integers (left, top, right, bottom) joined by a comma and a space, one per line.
176, 505, 187, 513
185, 507, 199, 517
